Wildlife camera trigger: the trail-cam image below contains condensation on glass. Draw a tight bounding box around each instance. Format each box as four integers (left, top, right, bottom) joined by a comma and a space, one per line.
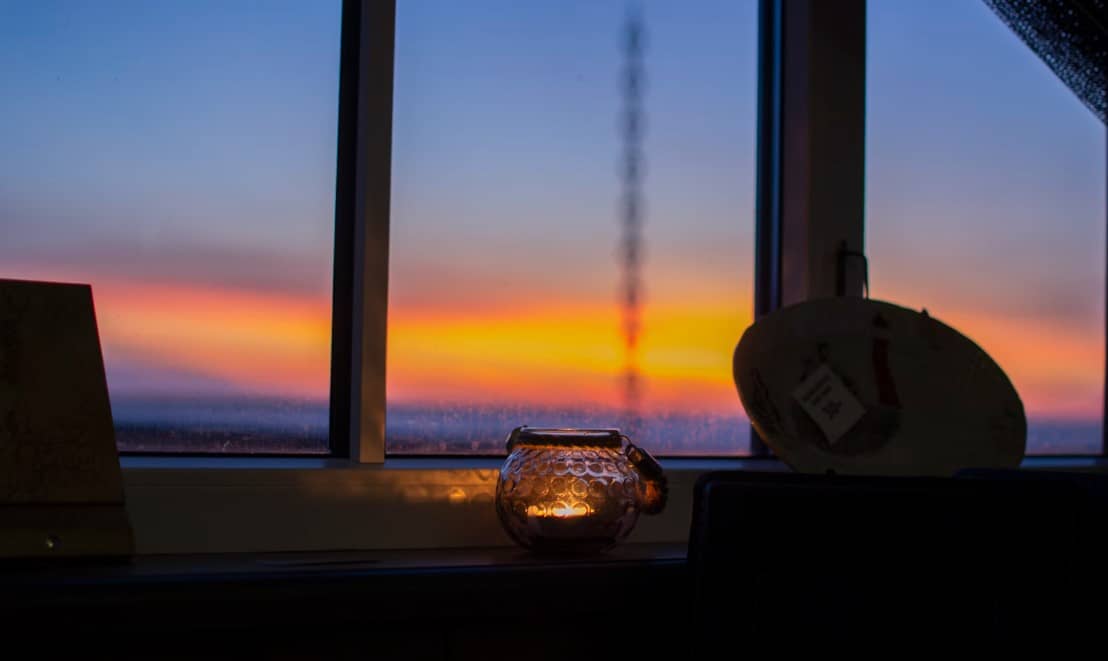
387, 0, 758, 456
0, 2, 342, 453
866, 0, 1106, 454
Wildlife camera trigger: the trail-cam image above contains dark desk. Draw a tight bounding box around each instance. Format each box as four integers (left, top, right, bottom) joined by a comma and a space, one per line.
1, 544, 688, 659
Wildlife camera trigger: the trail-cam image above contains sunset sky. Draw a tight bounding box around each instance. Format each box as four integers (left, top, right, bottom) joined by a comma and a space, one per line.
1, 1, 1103, 439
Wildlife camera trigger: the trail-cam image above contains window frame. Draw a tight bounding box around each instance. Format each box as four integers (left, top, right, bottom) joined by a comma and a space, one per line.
333, 0, 871, 464
329, 0, 394, 463
112, 0, 1106, 554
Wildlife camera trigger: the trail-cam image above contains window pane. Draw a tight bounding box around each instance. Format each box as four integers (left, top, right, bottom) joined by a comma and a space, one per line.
867, 0, 1106, 454
388, 0, 757, 455
0, 1, 341, 453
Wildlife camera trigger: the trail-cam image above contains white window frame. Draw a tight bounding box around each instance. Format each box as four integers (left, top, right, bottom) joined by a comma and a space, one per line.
335, 0, 870, 465
118, 0, 1106, 555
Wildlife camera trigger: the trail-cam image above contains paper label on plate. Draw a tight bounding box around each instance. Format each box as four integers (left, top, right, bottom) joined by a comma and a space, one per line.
792, 364, 866, 445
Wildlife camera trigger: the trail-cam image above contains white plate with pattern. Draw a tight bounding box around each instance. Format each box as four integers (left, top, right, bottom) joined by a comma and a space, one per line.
733, 297, 1026, 476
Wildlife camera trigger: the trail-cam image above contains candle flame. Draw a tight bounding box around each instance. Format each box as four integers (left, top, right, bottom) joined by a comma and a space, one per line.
528, 502, 590, 518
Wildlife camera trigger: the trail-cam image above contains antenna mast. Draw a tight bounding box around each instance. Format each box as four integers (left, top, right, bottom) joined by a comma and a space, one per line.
619, 8, 645, 435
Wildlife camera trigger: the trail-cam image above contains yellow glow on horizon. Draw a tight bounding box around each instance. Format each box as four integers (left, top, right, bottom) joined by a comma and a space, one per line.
387, 299, 752, 412
11, 268, 1099, 421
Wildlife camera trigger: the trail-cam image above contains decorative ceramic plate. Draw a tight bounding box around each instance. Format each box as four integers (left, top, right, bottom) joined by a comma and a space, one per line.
733, 297, 1026, 476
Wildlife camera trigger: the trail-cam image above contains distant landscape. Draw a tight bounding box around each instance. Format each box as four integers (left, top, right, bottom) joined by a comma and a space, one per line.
111, 396, 1101, 457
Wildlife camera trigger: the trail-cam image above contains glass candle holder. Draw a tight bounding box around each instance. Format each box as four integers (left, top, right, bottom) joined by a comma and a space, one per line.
495, 427, 667, 553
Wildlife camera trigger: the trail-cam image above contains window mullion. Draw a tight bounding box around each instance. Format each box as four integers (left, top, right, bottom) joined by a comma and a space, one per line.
777, 0, 867, 305
351, 0, 396, 463
752, 0, 866, 456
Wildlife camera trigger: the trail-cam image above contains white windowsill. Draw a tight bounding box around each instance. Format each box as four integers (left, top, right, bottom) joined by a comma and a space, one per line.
119, 455, 1108, 555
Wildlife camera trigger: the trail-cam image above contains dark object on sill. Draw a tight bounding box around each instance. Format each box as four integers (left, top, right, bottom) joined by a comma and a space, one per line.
688, 470, 1098, 645
0, 279, 134, 560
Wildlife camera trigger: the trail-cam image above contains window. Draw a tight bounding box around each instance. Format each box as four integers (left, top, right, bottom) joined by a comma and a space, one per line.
8, 0, 1104, 558
867, 0, 1106, 454
0, 1, 342, 453
5, 0, 1103, 464
387, 0, 759, 456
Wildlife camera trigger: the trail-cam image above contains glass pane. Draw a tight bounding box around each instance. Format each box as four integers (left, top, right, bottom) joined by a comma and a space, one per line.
0, 1, 341, 453
867, 0, 1106, 454
388, 0, 757, 455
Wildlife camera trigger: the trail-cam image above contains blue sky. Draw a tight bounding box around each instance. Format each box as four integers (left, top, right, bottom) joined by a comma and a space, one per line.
390, 0, 757, 313
868, 0, 1104, 422
0, 0, 340, 297
869, 0, 1105, 326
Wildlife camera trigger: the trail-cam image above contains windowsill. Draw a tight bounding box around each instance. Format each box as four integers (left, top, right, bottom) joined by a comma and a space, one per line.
119, 454, 792, 471
118, 456, 775, 554
117, 453, 1108, 555
119, 454, 1108, 471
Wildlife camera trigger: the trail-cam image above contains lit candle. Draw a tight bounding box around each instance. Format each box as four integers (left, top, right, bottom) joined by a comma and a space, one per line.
527, 502, 590, 518
496, 426, 666, 552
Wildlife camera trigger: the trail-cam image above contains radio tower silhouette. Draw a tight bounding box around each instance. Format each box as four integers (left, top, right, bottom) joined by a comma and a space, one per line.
619, 7, 645, 437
